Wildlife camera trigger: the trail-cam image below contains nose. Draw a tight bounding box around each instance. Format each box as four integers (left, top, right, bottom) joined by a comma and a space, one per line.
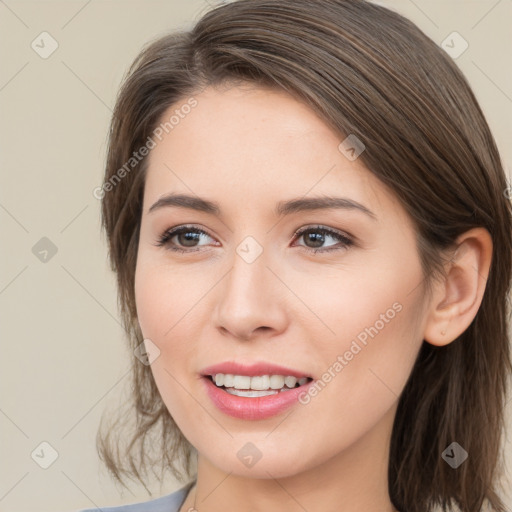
213, 249, 288, 342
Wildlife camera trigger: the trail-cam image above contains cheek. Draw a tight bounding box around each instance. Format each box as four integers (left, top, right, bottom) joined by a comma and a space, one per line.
285, 253, 418, 355
134, 261, 199, 425
134, 269, 170, 346
134, 256, 196, 341
296, 244, 424, 397
134, 256, 208, 388
298, 267, 425, 435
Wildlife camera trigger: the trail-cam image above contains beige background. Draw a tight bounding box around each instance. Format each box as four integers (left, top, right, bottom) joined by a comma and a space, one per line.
0, 1, 511, 511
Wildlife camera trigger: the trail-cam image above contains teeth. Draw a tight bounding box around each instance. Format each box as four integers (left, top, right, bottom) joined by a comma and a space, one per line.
233, 375, 251, 389
284, 376, 297, 388
226, 388, 278, 397
250, 375, 270, 390
269, 375, 285, 389
211, 373, 310, 391
223, 374, 234, 387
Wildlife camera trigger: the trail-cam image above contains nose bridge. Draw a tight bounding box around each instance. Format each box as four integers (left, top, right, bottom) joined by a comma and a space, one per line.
214, 240, 286, 339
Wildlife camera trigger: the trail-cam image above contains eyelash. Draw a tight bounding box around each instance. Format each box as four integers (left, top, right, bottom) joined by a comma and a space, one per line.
154, 224, 354, 254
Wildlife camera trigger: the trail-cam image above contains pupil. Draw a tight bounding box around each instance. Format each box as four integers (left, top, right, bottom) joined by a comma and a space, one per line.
306, 232, 324, 248
180, 232, 199, 247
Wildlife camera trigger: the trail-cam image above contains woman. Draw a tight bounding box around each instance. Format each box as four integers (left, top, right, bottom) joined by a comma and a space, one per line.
80, 1, 512, 511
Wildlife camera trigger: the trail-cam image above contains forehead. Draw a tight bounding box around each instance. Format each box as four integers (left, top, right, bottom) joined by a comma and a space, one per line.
150, 83, 340, 163
143, 84, 397, 219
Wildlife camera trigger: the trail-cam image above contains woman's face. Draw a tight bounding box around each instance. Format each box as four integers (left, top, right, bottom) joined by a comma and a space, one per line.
135, 83, 429, 478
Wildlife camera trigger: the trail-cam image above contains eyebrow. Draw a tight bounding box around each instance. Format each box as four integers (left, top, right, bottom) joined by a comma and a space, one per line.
148, 193, 377, 220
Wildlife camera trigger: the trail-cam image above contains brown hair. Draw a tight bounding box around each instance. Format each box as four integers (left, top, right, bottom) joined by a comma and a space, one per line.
96, 1, 512, 511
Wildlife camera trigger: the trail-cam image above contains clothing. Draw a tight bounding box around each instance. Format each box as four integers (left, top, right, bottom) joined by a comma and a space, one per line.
76, 481, 195, 512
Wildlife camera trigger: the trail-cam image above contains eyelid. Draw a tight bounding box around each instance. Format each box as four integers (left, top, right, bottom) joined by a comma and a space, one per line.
292, 224, 352, 240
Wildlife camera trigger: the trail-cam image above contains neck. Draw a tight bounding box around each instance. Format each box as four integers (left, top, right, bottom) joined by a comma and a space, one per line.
181, 403, 399, 512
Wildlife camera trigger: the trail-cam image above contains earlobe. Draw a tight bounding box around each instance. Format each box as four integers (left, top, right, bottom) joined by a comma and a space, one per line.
423, 228, 493, 347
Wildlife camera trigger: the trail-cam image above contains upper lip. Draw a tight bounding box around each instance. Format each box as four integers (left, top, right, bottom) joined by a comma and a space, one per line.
200, 361, 312, 379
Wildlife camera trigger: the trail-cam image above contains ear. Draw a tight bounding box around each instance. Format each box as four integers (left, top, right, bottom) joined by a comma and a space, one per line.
423, 227, 493, 346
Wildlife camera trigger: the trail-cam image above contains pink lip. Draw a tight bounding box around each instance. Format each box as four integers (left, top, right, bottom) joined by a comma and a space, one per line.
201, 376, 313, 420
199, 361, 313, 421
200, 361, 311, 379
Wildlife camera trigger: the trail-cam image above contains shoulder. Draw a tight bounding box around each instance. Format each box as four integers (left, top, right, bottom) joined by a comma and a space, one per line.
75, 481, 195, 512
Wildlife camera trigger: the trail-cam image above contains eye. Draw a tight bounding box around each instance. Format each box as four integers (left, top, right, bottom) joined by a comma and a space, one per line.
292, 225, 353, 253
154, 224, 354, 254
154, 225, 217, 253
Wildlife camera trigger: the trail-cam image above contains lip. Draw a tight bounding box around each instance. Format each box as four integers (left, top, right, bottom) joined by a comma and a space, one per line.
201, 375, 314, 420
200, 361, 312, 379
199, 361, 314, 421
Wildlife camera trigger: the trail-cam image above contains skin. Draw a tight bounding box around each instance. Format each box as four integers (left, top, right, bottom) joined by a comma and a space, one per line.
134, 83, 493, 512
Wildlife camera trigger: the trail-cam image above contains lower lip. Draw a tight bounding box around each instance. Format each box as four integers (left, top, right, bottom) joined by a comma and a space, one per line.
202, 376, 313, 420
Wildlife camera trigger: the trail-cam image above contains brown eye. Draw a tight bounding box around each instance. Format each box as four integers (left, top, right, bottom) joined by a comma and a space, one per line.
155, 226, 215, 253
294, 226, 353, 253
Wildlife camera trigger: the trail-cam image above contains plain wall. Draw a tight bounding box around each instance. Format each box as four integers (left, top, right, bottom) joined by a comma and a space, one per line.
0, 1, 511, 511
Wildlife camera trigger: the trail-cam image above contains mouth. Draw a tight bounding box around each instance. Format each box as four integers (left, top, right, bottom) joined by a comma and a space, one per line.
205, 373, 314, 398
